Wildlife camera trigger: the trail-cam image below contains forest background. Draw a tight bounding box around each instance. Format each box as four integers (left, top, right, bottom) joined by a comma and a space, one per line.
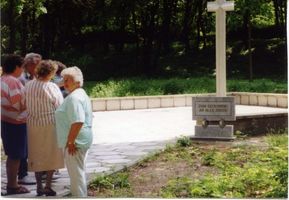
1, 0, 287, 82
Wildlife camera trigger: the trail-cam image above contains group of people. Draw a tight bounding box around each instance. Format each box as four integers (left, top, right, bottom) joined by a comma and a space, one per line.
1, 53, 93, 197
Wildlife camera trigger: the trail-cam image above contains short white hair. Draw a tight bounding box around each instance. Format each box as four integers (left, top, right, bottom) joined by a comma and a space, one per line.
61, 66, 84, 87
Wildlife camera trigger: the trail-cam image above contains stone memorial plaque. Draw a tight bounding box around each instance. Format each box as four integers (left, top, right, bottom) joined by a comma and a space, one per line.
192, 96, 235, 121
192, 96, 236, 140
193, 125, 235, 140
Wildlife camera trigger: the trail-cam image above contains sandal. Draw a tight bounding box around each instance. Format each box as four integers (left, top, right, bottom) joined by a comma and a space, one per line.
6, 186, 30, 195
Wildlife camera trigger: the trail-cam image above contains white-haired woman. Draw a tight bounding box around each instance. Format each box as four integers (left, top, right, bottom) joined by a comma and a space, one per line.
55, 66, 93, 197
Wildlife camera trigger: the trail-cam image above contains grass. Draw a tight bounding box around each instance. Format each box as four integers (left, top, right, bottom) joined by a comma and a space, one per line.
88, 133, 288, 198
83, 77, 287, 98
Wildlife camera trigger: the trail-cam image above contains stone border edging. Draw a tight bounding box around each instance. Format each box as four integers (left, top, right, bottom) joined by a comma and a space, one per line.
91, 92, 288, 112
231, 92, 287, 108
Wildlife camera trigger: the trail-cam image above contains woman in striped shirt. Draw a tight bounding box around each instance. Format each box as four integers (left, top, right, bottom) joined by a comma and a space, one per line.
1, 54, 30, 195
25, 60, 64, 196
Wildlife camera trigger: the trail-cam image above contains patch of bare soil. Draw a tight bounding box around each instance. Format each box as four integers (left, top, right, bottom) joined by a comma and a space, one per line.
128, 155, 218, 197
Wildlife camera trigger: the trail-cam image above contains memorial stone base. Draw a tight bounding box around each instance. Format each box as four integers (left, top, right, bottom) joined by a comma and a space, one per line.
191, 125, 235, 140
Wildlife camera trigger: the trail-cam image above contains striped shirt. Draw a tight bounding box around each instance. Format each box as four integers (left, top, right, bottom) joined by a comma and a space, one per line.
25, 79, 64, 126
1, 75, 26, 124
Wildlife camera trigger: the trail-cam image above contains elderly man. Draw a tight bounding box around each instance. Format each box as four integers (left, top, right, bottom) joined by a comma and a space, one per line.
19, 53, 42, 85
17, 53, 42, 185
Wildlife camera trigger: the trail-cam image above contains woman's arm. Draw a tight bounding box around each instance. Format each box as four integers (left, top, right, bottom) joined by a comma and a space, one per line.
66, 122, 83, 155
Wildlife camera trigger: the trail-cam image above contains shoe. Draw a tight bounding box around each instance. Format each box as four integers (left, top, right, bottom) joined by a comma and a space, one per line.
6, 186, 30, 195
36, 188, 45, 196
43, 187, 56, 196
18, 176, 36, 185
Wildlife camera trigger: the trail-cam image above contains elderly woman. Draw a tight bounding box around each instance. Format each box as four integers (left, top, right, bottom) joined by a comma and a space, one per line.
55, 66, 93, 197
25, 60, 64, 196
1, 54, 30, 195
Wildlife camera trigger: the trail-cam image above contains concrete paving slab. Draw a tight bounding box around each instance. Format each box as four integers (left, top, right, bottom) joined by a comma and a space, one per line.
92, 107, 196, 144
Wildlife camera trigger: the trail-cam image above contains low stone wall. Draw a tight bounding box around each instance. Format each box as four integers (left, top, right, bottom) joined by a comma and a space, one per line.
91, 92, 288, 112
231, 92, 287, 108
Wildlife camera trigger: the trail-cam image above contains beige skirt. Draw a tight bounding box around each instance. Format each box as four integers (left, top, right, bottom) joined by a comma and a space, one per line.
27, 124, 64, 172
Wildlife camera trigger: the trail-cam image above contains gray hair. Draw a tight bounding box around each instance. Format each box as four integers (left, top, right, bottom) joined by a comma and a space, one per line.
61, 66, 83, 87
24, 53, 42, 67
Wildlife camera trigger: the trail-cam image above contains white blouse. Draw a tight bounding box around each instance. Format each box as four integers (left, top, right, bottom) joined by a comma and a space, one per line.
25, 79, 64, 126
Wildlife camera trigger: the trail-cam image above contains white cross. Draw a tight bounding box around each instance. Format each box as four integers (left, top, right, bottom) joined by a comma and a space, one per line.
207, 0, 234, 97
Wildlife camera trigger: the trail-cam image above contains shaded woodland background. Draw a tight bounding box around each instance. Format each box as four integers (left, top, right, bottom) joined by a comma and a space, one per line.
1, 0, 287, 80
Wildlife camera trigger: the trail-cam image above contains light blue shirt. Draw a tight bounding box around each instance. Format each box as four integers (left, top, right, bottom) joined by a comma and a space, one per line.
55, 88, 93, 149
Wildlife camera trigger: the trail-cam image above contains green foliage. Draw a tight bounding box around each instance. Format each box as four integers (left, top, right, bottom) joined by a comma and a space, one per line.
163, 80, 185, 95
161, 177, 195, 198
89, 172, 130, 191
136, 151, 162, 167
161, 134, 288, 198
227, 78, 287, 93
88, 132, 287, 198
176, 136, 192, 147
83, 77, 287, 98
2, 0, 286, 80
201, 149, 217, 166
265, 132, 288, 147
230, 0, 275, 29
234, 130, 248, 139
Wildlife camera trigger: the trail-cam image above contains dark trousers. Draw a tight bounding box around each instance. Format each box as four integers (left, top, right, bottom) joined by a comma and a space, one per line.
18, 158, 28, 179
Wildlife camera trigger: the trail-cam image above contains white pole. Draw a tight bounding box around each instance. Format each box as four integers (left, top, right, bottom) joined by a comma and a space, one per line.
207, 0, 234, 97
216, 4, 226, 97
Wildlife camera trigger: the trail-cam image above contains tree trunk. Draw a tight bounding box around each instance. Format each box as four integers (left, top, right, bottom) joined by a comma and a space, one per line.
248, 16, 253, 80
21, 4, 28, 55
132, 9, 140, 51
242, 10, 249, 48
162, 0, 171, 53
116, 2, 127, 53
31, 0, 37, 50
139, 0, 160, 76
7, 0, 16, 53
42, 0, 54, 58
181, 0, 192, 52
196, 1, 203, 50
273, 0, 280, 26
280, 0, 286, 32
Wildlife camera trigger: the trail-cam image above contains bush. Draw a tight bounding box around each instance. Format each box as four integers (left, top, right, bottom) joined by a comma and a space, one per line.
176, 136, 192, 147
163, 80, 185, 94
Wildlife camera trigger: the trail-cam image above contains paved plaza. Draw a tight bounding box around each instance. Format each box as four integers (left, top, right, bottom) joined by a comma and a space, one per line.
1, 105, 287, 197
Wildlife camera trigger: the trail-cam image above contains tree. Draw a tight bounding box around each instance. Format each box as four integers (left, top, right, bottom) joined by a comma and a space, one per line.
0, 0, 286, 79
230, 0, 276, 80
